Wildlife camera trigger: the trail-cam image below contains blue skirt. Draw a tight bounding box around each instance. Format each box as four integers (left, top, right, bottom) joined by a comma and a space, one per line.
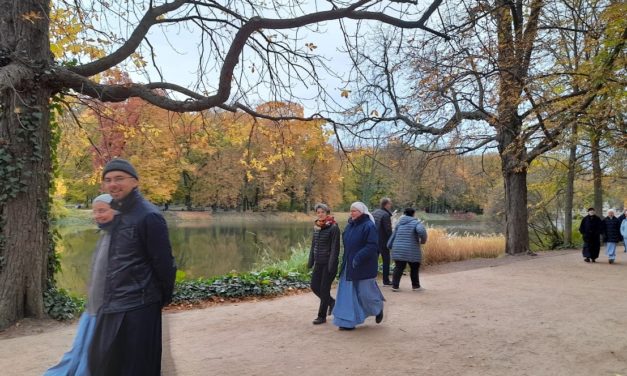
44, 313, 97, 376
332, 270, 384, 328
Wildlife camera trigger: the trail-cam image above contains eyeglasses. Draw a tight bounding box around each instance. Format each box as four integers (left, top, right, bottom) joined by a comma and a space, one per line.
103, 176, 135, 184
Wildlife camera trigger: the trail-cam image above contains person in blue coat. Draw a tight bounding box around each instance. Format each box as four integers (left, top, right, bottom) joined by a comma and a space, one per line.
332, 202, 385, 330
387, 208, 428, 291
620, 211, 627, 254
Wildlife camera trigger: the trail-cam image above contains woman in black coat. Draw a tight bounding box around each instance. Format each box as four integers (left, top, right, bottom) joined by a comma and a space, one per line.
308, 203, 340, 325
579, 207, 603, 262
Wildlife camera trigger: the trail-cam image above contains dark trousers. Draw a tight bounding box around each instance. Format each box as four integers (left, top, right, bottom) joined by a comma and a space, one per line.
311, 263, 336, 318
392, 260, 420, 289
89, 303, 162, 376
379, 247, 391, 284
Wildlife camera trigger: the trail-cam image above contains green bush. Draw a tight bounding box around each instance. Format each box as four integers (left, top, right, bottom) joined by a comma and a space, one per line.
44, 246, 313, 319
44, 287, 85, 321
172, 270, 309, 304
172, 246, 312, 305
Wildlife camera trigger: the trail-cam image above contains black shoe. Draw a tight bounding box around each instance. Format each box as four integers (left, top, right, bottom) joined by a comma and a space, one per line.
327, 300, 335, 316
591, 259, 596, 263
312, 317, 326, 325
339, 326, 355, 331
382, 281, 392, 286
584, 258, 590, 262
609, 259, 615, 264
375, 310, 383, 324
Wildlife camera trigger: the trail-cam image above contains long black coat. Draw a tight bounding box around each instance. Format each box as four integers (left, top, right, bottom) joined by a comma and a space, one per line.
579, 214, 603, 244
602, 216, 623, 243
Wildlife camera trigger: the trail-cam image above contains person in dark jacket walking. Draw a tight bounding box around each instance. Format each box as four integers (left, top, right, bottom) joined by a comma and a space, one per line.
602, 209, 622, 264
387, 208, 428, 291
579, 207, 603, 263
308, 203, 340, 325
88, 159, 177, 376
332, 202, 385, 330
372, 198, 393, 286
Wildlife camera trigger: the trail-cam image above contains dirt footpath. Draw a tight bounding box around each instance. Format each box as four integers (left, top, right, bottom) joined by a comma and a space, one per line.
2, 249, 627, 376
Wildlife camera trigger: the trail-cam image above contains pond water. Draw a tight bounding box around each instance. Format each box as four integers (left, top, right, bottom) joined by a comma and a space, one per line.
55, 218, 500, 295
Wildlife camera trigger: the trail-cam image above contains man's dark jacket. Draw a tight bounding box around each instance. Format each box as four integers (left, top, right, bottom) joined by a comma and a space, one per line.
102, 189, 176, 314
602, 216, 623, 243
372, 208, 392, 250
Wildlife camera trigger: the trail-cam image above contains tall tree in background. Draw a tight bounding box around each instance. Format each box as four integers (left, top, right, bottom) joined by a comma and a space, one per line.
342, 0, 626, 254
0, 0, 449, 327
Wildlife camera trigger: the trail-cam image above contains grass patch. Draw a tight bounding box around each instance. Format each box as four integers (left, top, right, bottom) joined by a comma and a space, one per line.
422, 228, 505, 265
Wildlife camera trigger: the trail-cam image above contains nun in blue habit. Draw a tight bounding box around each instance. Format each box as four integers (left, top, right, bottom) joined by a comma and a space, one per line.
44, 194, 116, 376
332, 201, 385, 330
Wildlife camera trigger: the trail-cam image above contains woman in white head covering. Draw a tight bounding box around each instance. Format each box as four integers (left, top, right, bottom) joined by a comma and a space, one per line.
45, 194, 117, 376
350, 201, 375, 224
331, 202, 385, 330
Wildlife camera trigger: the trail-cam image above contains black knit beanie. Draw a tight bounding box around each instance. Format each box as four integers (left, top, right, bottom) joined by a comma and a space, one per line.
102, 158, 139, 179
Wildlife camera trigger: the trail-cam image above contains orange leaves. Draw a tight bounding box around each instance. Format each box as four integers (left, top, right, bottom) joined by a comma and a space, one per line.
340, 89, 351, 98
305, 42, 317, 51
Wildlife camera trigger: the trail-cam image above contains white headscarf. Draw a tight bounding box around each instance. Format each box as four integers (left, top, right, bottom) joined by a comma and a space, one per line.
350, 201, 375, 224
93, 193, 113, 205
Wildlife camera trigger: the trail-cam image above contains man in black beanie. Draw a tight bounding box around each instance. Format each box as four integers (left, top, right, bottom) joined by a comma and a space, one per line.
89, 158, 176, 376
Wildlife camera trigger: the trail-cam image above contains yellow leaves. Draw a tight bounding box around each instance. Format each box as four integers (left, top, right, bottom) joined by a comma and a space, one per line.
340, 89, 351, 98
21, 11, 43, 24
248, 158, 269, 172
131, 52, 147, 69
50, 5, 106, 60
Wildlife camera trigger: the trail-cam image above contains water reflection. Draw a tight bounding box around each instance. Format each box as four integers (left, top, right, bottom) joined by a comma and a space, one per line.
55, 223, 312, 295
55, 218, 499, 295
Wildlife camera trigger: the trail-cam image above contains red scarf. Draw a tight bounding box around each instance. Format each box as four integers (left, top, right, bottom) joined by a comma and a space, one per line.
314, 215, 337, 230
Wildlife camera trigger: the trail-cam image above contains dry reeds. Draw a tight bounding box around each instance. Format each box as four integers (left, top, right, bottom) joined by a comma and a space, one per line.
422, 228, 505, 265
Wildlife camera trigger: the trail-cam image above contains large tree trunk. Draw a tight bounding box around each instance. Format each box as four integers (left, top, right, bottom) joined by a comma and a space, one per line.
495, 95, 530, 255
0, 0, 52, 329
563, 123, 578, 246
501, 159, 530, 255
590, 128, 603, 215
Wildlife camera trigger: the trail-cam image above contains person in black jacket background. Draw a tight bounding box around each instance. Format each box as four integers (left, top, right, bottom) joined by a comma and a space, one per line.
579, 207, 603, 263
602, 209, 622, 264
89, 159, 176, 376
372, 198, 393, 285
308, 203, 340, 325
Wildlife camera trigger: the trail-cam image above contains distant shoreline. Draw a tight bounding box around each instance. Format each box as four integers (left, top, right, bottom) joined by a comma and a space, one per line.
56, 208, 486, 227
